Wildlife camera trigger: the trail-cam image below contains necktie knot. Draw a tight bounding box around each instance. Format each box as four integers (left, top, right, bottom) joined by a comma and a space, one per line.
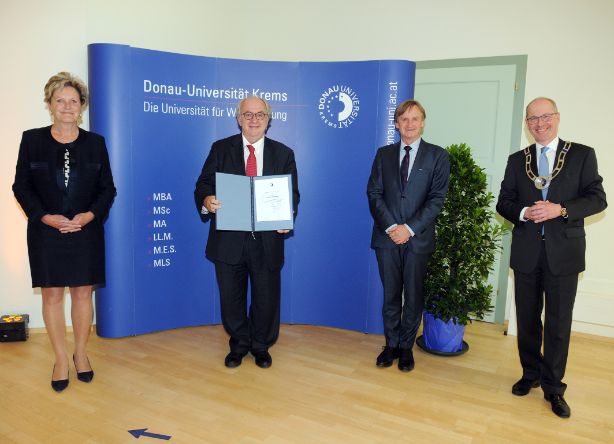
247, 144, 255, 154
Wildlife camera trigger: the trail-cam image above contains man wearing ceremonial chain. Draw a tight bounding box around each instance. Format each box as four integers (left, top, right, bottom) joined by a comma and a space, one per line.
497, 97, 607, 418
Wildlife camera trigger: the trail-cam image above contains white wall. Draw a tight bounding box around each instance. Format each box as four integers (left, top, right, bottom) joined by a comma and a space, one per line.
2, 0, 612, 333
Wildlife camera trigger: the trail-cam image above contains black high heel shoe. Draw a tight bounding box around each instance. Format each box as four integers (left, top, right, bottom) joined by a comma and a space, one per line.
51, 365, 69, 392
73, 355, 94, 383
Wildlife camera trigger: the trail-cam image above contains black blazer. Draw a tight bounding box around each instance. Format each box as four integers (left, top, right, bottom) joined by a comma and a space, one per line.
367, 139, 450, 254
194, 134, 300, 270
12, 126, 116, 223
496, 139, 607, 275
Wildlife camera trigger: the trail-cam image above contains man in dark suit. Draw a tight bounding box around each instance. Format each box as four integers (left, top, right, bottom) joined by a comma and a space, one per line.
194, 96, 299, 369
367, 99, 450, 372
497, 97, 607, 418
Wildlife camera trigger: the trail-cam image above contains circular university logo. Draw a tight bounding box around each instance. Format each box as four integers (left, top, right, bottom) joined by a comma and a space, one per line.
318, 85, 360, 129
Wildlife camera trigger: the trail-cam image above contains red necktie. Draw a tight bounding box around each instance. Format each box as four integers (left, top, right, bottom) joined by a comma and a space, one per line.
246, 144, 257, 177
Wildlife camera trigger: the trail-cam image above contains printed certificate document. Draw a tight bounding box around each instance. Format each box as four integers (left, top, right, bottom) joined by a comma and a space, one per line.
254, 177, 292, 222
215, 172, 294, 231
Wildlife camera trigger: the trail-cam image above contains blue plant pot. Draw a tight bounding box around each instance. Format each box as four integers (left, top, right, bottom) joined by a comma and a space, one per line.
422, 311, 465, 353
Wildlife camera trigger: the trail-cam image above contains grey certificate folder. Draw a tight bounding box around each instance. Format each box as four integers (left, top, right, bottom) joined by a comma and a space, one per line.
215, 172, 294, 231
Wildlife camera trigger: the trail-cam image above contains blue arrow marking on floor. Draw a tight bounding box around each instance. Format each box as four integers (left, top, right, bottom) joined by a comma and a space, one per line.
128, 428, 172, 440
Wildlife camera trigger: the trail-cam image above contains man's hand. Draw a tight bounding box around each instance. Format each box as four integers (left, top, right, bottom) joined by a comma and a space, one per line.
277, 229, 290, 234
526, 200, 562, 224
204, 195, 222, 213
388, 224, 411, 245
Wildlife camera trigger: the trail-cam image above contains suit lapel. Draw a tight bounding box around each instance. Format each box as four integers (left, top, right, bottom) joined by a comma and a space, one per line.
546, 138, 566, 198
407, 140, 427, 186
230, 135, 246, 175
526, 144, 543, 200
263, 137, 274, 176
384, 142, 402, 190
529, 144, 538, 177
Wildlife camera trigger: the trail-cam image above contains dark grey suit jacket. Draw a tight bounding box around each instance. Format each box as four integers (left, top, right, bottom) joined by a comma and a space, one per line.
496, 139, 607, 275
194, 134, 299, 270
367, 139, 450, 253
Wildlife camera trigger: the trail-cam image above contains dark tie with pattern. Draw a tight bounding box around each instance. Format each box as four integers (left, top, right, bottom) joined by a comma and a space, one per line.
246, 144, 257, 177
400, 146, 411, 189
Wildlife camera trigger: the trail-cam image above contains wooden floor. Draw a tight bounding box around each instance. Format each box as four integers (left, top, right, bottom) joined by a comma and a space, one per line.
1, 322, 613, 443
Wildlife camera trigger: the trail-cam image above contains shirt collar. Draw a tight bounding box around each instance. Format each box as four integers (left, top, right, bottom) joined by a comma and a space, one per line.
536, 137, 559, 154
401, 137, 421, 152
242, 135, 265, 153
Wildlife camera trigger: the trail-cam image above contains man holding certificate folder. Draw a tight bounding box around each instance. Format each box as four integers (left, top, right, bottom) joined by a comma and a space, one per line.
195, 97, 299, 369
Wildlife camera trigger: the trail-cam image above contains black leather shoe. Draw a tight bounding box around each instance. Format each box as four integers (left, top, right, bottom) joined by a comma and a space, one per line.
253, 350, 272, 369
398, 348, 415, 372
73, 355, 94, 383
224, 351, 245, 368
376, 346, 399, 368
51, 365, 69, 392
544, 393, 571, 418
511, 377, 540, 396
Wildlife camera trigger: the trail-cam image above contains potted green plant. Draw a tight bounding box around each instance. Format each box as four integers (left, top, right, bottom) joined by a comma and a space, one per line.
420, 143, 506, 355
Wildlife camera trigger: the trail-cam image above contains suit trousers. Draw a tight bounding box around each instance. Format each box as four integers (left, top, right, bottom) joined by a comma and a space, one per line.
376, 245, 430, 349
214, 233, 281, 354
514, 239, 578, 395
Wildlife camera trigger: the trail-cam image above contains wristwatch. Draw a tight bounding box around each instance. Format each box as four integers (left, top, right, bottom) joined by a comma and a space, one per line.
560, 204, 568, 219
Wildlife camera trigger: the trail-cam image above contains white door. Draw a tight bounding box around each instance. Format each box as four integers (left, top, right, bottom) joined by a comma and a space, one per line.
415, 57, 526, 323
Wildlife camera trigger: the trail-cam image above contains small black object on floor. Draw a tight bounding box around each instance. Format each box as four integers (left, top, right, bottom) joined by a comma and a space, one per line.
0, 314, 29, 342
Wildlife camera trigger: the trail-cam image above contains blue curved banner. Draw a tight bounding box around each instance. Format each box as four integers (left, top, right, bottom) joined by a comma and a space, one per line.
88, 43, 415, 338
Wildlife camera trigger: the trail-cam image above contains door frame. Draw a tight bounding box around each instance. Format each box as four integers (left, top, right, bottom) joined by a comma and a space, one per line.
416, 55, 527, 324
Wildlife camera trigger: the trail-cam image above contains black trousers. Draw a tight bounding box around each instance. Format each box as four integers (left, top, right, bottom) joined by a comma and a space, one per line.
375, 246, 430, 350
514, 240, 578, 395
214, 233, 281, 354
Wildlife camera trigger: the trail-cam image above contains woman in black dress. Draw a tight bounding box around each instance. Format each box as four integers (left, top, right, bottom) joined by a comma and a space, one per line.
12, 72, 116, 392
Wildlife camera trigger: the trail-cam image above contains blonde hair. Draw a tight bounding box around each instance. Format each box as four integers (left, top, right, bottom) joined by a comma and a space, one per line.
44, 72, 89, 124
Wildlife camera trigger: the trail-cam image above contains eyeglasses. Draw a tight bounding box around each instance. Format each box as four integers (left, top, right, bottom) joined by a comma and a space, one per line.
526, 113, 558, 125
241, 111, 268, 121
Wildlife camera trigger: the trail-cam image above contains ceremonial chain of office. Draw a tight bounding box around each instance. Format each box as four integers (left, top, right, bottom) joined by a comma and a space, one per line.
524, 141, 572, 190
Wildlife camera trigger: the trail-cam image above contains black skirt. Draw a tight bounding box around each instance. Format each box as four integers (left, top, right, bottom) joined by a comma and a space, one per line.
27, 218, 106, 288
